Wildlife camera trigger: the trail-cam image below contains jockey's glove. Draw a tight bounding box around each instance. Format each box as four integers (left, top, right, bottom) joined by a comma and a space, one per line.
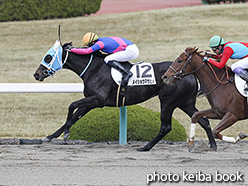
202, 57, 209, 63
65, 45, 74, 52
204, 50, 211, 57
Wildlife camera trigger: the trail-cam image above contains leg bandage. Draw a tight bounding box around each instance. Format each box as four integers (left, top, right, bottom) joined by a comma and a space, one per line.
189, 123, 196, 141
222, 136, 236, 143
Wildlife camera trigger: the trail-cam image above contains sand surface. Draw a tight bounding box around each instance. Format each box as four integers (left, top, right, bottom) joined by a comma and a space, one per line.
0, 140, 247, 186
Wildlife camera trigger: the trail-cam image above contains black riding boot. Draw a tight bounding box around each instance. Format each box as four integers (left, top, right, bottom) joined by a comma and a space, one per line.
238, 69, 248, 91
107, 60, 133, 85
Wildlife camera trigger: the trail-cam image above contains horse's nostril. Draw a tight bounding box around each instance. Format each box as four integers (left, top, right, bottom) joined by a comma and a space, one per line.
162, 75, 167, 80
33, 73, 39, 80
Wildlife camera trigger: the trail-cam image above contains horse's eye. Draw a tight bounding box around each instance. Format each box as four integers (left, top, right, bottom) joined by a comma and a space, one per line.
178, 60, 183, 63
44, 55, 52, 63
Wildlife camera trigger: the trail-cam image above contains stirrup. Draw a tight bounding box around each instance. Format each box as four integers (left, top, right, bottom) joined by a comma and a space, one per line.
197, 86, 205, 97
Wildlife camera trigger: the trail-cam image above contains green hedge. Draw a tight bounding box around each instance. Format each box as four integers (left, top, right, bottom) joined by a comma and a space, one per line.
0, 0, 102, 22
69, 105, 187, 142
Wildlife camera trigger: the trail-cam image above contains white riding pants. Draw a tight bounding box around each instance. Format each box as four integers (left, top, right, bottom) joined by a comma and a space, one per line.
104, 44, 139, 64
231, 56, 248, 71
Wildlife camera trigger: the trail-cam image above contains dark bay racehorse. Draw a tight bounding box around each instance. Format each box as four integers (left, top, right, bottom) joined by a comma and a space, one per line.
162, 47, 248, 149
34, 42, 216, 151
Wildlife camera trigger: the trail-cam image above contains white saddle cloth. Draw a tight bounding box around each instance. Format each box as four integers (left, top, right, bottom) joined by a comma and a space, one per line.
235, 74, 248, 97
111, 63, 156, 86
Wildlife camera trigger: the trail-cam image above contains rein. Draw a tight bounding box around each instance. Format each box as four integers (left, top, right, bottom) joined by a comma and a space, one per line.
201, 61, 232, 96
202, 68, 227, 96
206, 62, 230, 84
79, 54, 93, 78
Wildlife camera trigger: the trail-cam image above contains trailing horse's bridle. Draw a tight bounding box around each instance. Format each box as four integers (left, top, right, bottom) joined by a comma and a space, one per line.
169, 50, 205, 80
169, 49, 231, 96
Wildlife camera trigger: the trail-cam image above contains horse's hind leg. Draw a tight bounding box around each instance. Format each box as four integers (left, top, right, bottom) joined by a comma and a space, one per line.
180, 105, 217, 151
137, 106, 175, 151
197, 118, 216, 149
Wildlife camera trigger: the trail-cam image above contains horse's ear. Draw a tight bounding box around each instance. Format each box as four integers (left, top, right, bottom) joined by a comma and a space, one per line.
193, 47, 198, 53
192, 47, 198, 54
62, 42, 73, 47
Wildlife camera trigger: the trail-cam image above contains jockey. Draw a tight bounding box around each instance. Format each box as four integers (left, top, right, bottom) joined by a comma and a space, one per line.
70, 32, 139, 85
203, 35, 248, 90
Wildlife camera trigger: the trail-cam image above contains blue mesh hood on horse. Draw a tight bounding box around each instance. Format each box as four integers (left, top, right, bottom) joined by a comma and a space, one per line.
40, 40, 63, 75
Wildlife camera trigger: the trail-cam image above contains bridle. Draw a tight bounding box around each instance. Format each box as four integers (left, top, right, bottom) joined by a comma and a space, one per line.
42, 46, 93, 78
169, 49, 232, 96
43, 50, 69, 76
169, 50, 205, 80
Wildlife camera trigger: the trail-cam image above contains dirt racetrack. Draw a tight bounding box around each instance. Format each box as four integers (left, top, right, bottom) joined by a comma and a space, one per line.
0, 140, 248, 185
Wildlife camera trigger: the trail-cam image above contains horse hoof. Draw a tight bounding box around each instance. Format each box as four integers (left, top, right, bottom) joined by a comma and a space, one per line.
63, 132, 70, 141
188, 144, 195, 152
42, 137, 51, 142
137, 147, 150, 152
210, 145, 217, 151
188, 140, 195, 152
238, 132, 248, 140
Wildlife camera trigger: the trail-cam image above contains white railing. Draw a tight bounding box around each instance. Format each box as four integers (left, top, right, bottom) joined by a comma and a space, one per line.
0, 83, 127, 145
0, 83, 84, 93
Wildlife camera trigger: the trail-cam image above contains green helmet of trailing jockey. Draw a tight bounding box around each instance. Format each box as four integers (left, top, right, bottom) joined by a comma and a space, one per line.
209, 35, 226, 47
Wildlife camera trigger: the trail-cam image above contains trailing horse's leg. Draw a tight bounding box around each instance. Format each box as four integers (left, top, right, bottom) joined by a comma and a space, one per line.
137, 106, 175, 151
190, 109, 221, 151
179, 105, 217, 151
238, 132, 248, 140
212, 112, 239, 143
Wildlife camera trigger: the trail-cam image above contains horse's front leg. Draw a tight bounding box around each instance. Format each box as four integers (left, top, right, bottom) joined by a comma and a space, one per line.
189, 109, 220, 151
44, 108, 92, 142
45, 96, 104, 142
63, 107, 92, 141
64, 96, 106, 141
179, 104, 217, 151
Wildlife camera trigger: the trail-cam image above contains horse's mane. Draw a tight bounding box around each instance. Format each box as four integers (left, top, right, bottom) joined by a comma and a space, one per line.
92, 51, 109, 58
195, 50, 205, 57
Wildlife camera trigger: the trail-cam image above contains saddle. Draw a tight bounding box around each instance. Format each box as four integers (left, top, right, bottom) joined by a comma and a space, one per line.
235, 73, 248, 97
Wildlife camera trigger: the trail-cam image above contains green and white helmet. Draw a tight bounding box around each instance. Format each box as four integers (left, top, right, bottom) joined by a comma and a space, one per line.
209, 35, 226, 47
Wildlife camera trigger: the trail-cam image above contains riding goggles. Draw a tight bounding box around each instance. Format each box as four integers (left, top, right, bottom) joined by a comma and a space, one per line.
211, 47, 219, 52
